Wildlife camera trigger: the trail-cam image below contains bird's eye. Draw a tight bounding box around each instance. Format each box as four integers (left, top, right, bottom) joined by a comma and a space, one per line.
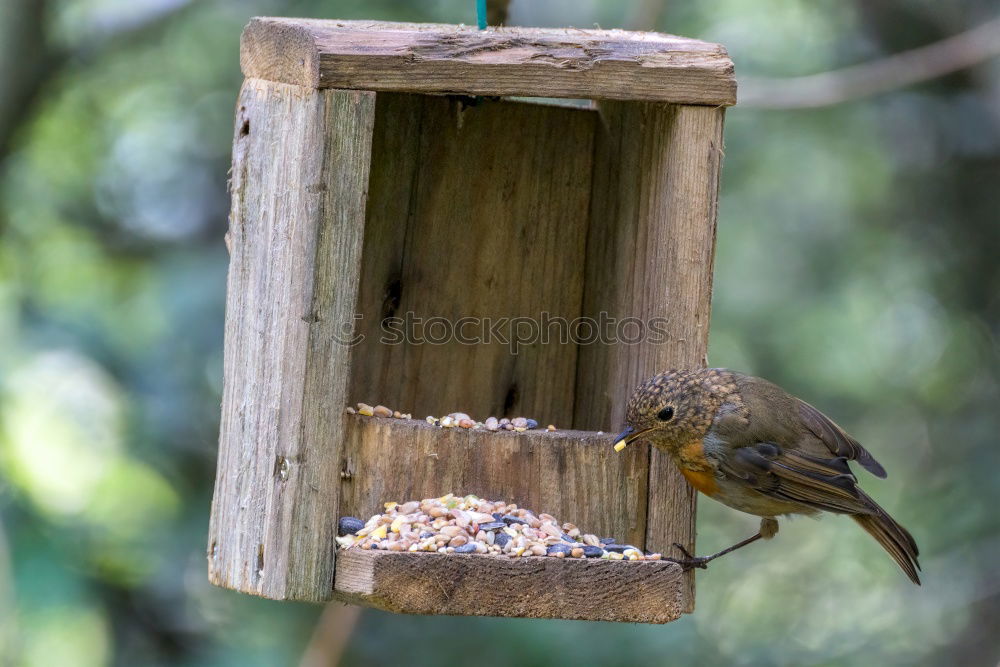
657, 406, 675, 421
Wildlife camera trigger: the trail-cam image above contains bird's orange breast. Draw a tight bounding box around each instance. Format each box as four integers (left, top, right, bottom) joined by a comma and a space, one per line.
679, 467, 720, 496
676, 440, 719, 496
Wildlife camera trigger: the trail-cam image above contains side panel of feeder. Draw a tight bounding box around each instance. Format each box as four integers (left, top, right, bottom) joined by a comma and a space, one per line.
575, 102, 725, 610
208, 79, 375, 602
339, 420, 650, 547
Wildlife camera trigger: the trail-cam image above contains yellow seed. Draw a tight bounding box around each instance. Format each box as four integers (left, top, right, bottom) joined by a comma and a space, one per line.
384, 501, 397, 510
370, 524, 387, 540
613, 440, 626, 453
390, 516, 405, 533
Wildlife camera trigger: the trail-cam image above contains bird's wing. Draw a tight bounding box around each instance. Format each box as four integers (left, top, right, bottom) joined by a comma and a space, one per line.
717, 442, 874, 515
796, 399, 887, 478
718, 441, 922, 583
730, 374, 887, 478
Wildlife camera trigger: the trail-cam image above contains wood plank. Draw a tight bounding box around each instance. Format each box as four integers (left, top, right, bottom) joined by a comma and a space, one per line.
348, 95, 594, 426
334, 549, 686, 624
339, 416, 650, 549
574, 102, 725, 610
207, 79, 376, 602
241, 18, 736, 106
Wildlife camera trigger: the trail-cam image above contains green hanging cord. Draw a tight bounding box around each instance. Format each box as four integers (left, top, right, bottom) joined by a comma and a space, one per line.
477, 0, 487, 29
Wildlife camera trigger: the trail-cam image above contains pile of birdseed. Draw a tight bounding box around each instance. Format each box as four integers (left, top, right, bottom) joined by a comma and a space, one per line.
347, 403, 557, 432
336, 494, 662, 561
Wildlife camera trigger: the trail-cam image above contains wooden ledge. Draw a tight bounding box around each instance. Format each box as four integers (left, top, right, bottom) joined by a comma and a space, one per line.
334, 548, 686, 623
241, 17, 736, 105
339, 416, 651, 549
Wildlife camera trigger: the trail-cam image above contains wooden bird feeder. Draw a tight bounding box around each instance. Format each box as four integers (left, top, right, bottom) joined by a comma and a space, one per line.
208, 17, 735, 624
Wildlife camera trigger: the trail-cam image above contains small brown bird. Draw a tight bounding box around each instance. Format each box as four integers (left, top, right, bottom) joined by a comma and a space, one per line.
613, 368, 920, 584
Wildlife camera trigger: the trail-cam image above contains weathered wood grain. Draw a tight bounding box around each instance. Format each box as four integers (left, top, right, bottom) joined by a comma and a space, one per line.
334, 549, 686, 623
348, 94, 594, 425
241, 17, 736, 105
339, 416, 649, 549
207, 79, 376, 601
574, 102, 725, 610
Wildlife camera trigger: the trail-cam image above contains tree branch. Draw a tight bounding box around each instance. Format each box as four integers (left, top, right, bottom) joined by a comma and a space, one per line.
298, 603, 362, 667
739, 15, 1000, 109
486, 0, 510, 26
0, 0, 58, 161
625, 0, 668, 31
0, 0, 196, 165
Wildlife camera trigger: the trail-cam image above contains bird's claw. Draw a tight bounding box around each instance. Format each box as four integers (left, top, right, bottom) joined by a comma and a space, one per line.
665, 556, 710, 570
668, 543, 711, 570
672, 542, 695, 559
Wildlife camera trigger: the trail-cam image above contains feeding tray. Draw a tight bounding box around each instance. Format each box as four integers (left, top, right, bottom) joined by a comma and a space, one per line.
208, 17, 734, 623
333, 415, 687, 623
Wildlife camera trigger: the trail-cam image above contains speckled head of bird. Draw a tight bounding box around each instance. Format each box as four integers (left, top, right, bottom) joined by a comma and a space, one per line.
613, 369, 738, 453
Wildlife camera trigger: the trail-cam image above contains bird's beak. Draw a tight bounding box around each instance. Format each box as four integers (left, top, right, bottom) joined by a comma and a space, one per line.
612, 426, 652, 453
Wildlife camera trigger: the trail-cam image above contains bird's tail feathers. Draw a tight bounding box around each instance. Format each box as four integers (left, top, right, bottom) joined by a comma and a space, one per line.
852, 492, 921, 585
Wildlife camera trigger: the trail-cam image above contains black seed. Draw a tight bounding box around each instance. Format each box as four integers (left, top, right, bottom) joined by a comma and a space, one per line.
502, 514, 528, 525
492, 512, 504, 521
561, 534, 579, 543
453, 543, 477, 554
338, 517, 365, 536
525, 419, 539, 429
419, 531, 434, 538
582, 546, 605, 558
546, 544, 574, 556
494, 533, 511, 548
477, 521, 506, 531
600, 537, 616, 545
603, 544, 639, 553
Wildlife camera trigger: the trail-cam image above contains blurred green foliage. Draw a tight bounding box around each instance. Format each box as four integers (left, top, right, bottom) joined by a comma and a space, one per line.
1, 1, 998, 665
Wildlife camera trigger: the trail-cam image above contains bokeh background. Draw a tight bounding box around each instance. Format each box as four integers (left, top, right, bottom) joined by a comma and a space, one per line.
1, 1, 998, 665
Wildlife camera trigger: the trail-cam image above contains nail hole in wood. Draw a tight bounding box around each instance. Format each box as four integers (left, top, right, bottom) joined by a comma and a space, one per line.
274, 455, 289, 482
503, 383, 519, 414
382, 278, 402, 319
256, 544, 265, 577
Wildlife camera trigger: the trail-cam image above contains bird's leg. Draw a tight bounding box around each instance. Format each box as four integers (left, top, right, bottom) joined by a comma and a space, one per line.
667, 518, 778, 571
